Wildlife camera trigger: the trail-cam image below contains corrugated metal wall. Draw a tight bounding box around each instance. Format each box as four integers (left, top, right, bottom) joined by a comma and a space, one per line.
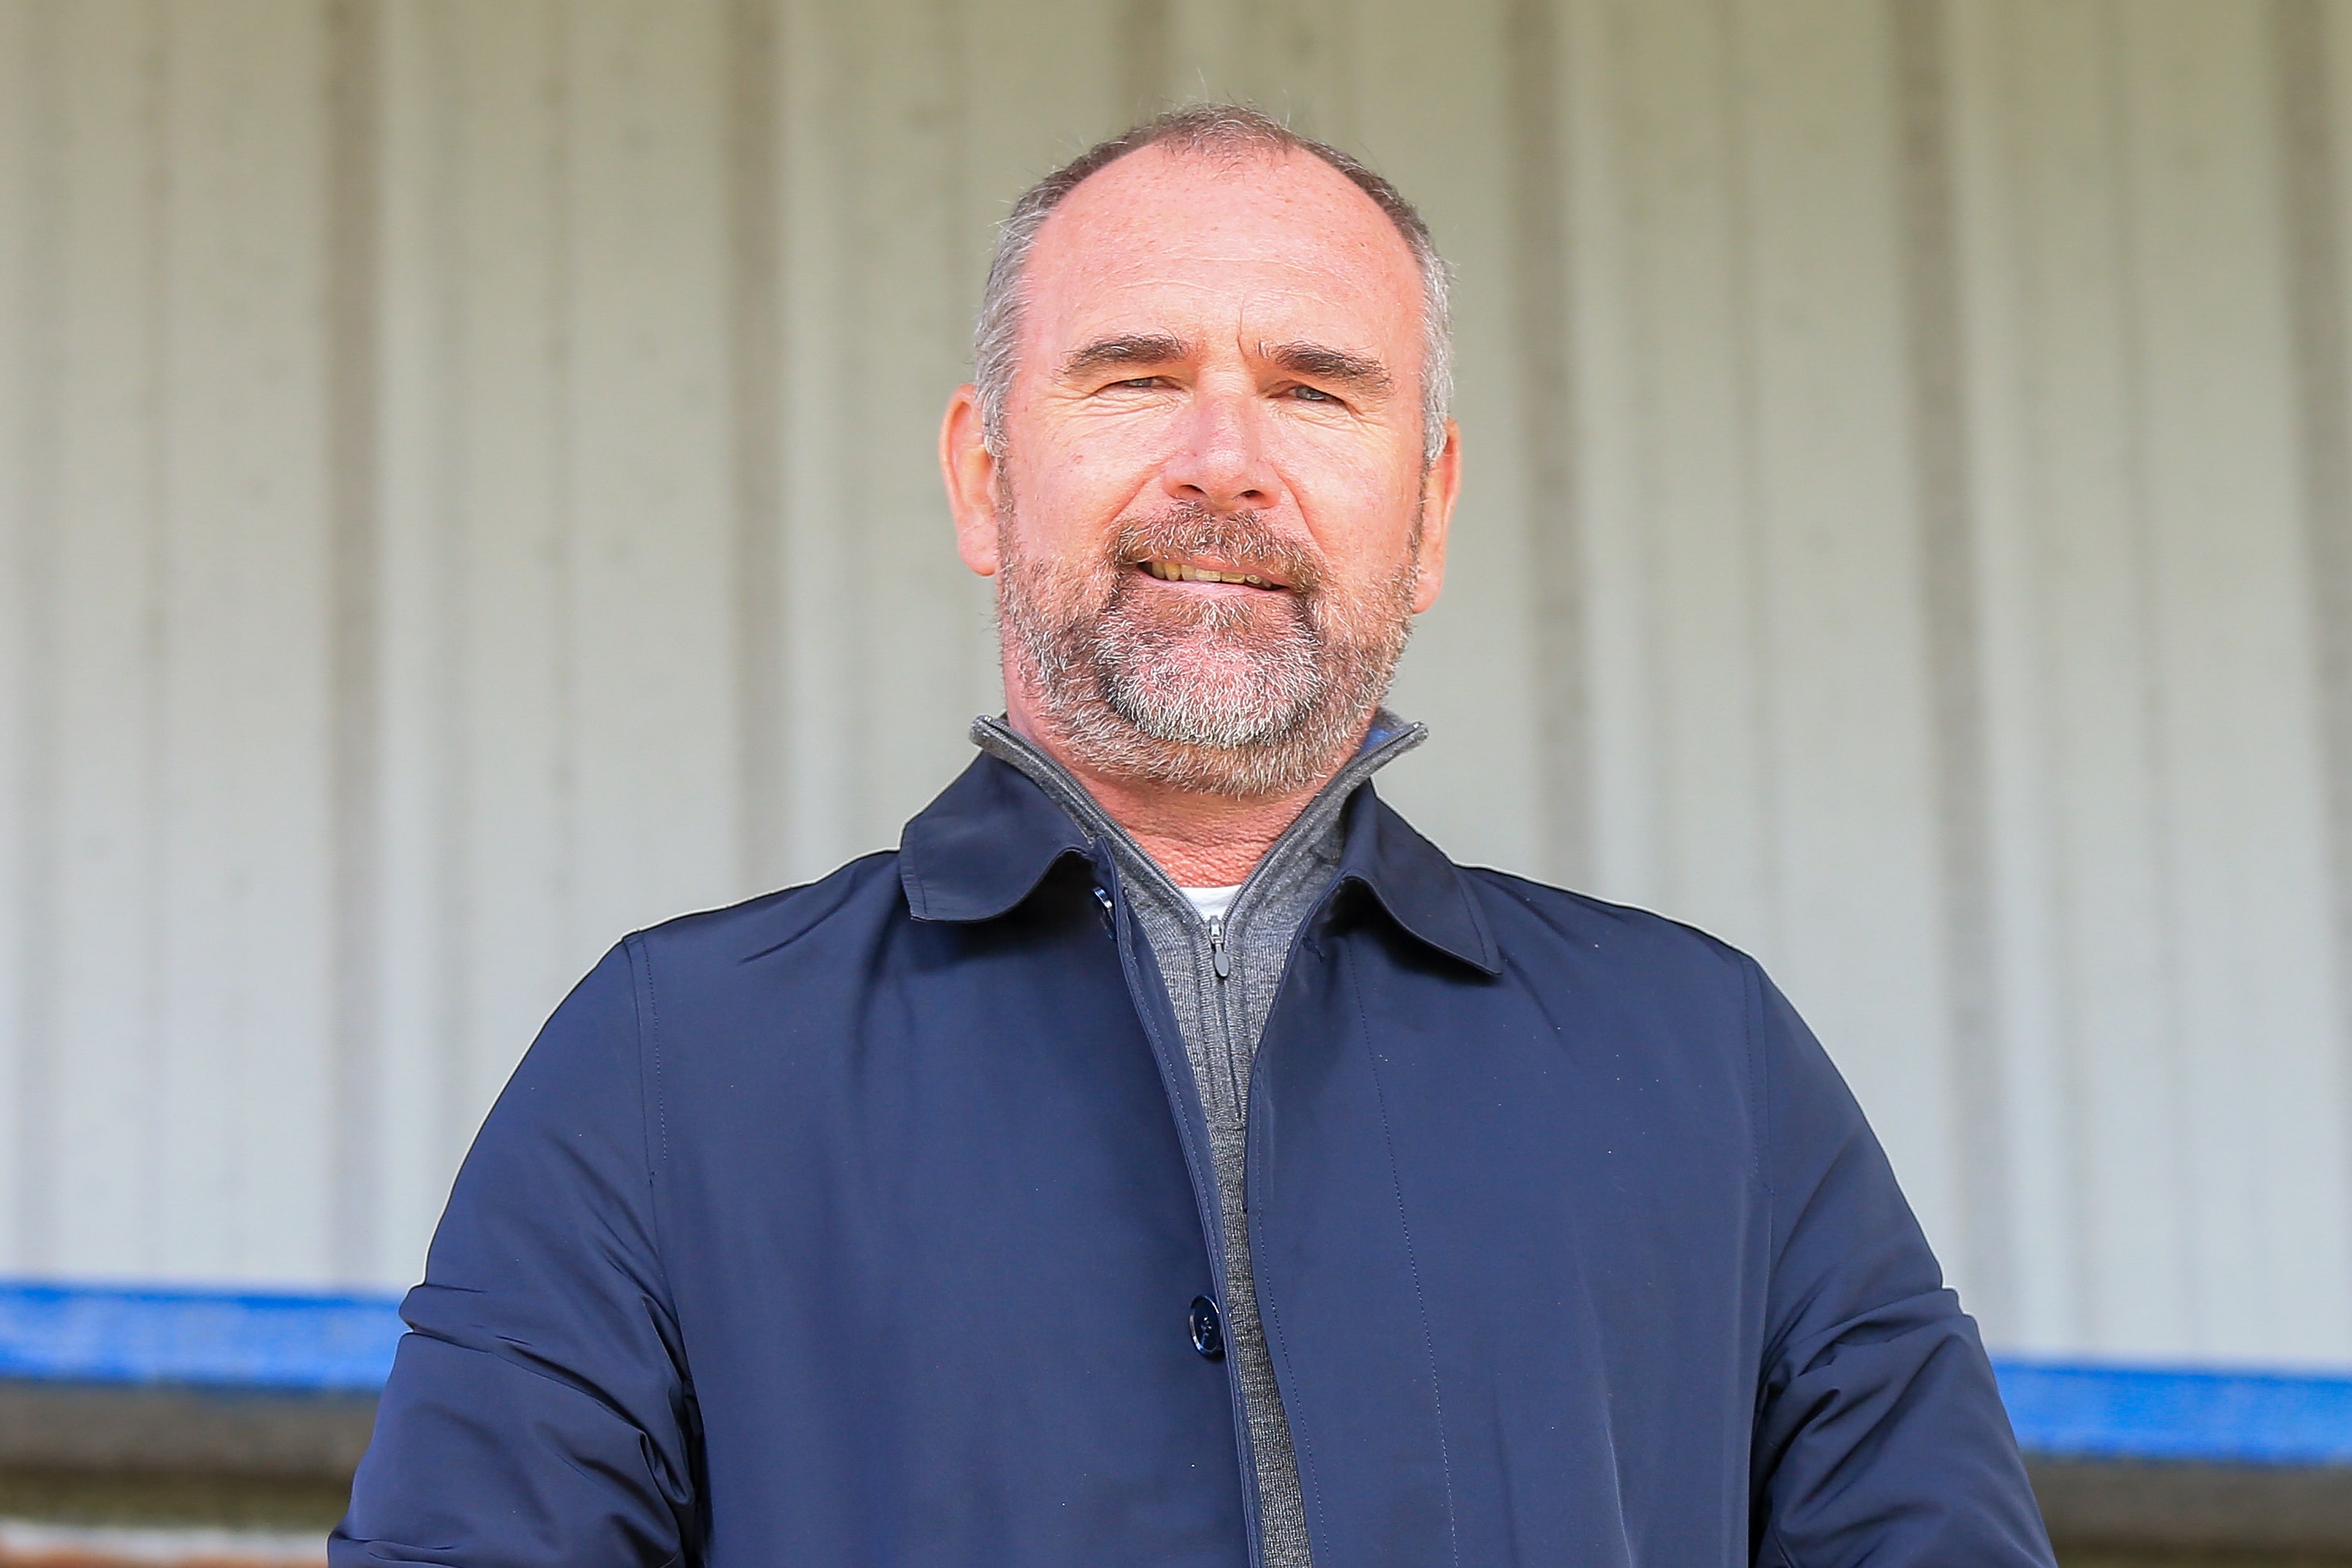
2, 0, 2349, 1371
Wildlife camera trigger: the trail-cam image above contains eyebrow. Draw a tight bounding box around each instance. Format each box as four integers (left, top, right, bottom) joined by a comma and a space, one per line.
1060, 333, 1192, 379
1259, 340, 1393, 397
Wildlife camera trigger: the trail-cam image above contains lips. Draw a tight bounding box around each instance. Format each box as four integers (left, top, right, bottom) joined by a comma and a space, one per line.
1112, 503, 1317, 598
1139, 560, 1286, 588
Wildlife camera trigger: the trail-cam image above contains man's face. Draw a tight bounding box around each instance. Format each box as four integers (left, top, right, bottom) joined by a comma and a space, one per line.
943, 144, 1459, 799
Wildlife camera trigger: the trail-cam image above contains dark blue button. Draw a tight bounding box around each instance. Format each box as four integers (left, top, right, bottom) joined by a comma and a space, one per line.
1189, 1295, 1224, 1359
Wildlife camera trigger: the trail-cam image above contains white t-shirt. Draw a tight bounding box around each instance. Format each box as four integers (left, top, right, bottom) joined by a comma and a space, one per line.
1181, 883, 1243, 923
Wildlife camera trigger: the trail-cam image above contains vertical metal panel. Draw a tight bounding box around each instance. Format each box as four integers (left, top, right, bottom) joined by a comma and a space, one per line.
39, 0, 172, 1281
1357, 0, 1549, 876
1939, 0, 2087, 1354
1932, 0, 2352, 1360
1502, 0, 1592, 888
153, 1, 338, 1283
2282, 0, 2352, 1358
565, 2, 739, 951
0, 0, 58, 1276
1731, 0, 1964, 1254
2, 0, 2350, 1375
373, 0, 594, 1282
818, 0, 986, 858
1993, 0, 2201, 1354
1893, 0, 2014, 1331
371, 0, 456, 1292
2094, 0, 2315, 1359
434, 2, 588, 1131
727, 0, 787, 897
325, 0, 385, 1288
1571, 0, 1784, 959
2121, 1, 2346, 1362
773, 0, 996, 874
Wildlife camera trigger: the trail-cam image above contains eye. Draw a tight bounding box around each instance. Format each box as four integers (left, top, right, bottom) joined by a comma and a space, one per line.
1107, 376, 1166, 391
1287, 384, 1339, 403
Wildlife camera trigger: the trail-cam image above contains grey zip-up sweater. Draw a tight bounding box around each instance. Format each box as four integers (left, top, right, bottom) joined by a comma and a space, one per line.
971, 713, 1426, 1568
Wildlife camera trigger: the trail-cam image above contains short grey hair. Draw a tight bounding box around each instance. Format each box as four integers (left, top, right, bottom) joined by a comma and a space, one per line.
974, 103, 1455, 464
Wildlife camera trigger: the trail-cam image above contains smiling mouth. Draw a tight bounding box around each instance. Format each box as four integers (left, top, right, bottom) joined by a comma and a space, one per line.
1139, 560, 1286, 589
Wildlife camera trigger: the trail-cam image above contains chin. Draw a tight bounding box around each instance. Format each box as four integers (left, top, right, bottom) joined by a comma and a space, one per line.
1115, 660, 1309, 739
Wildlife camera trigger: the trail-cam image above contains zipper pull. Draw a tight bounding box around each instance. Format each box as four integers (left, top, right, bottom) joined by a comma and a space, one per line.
1207, 914, 1230, 979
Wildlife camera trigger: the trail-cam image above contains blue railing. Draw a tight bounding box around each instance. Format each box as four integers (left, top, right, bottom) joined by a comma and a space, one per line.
1993, 1358, 2352, 1467
6, 1278, 2352, 1465
0, 1278, 403, 1393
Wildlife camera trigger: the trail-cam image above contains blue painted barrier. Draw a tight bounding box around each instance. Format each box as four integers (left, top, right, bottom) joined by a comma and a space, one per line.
5, 1278, 2352, 1466
0, 1278, 403, 1393
1993, 1359, 2352, 1466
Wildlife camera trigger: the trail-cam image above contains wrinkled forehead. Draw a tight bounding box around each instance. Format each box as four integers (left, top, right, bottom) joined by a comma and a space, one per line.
1016, 144, 1427, 368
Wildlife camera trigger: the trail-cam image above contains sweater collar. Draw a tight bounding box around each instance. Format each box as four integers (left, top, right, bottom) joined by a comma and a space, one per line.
897, 715, 1501, 976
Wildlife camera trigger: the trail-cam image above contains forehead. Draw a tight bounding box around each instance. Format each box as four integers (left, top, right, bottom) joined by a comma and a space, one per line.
1018, 144, 1425, 360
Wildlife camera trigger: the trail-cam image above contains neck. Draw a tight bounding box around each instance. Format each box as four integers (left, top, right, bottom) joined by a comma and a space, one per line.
1001, 686, 1364, 888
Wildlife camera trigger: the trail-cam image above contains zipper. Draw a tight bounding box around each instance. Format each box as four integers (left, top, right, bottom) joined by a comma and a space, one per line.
1205, 912, 1244, 1125
966, 712, 1430, 1568
973, 711, 1426, 1136
1097, 861, 1270, 1568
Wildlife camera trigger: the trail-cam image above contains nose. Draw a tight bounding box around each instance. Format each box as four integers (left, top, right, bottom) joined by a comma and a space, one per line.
1161, 379, 1280, 513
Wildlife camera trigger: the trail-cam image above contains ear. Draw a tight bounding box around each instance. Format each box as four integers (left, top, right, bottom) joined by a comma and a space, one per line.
1409, 418, 1461, 614
940, 384, 1002, 576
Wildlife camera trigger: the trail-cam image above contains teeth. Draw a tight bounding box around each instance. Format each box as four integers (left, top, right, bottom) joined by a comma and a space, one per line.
1144, 561, 1274, 588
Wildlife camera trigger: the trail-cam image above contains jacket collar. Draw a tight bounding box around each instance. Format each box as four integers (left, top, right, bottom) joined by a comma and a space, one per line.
1326, 783, 1502, 975
896, 746, 1093, 923
898, 719, 1502, 977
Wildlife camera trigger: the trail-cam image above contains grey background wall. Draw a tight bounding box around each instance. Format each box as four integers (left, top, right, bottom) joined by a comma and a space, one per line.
3, 0, 2350, 1377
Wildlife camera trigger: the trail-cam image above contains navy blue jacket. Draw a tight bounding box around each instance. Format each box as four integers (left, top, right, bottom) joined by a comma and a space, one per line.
335, 754, 2054, 1566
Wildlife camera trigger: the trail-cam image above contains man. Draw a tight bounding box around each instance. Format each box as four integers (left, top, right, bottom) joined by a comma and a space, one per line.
336, 106, 2055, 1566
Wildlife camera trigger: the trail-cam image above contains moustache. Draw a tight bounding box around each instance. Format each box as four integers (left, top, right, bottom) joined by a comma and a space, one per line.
1106, 506, 1324, 597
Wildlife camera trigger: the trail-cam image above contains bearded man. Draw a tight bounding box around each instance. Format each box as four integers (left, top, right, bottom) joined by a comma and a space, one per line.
335, 106, 2056, 1568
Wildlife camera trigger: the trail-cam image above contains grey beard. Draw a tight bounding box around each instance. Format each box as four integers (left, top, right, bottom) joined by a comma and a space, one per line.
998, 513, 1415, 799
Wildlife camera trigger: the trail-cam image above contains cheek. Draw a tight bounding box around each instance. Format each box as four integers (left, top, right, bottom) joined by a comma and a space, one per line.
1013, 418, 1163, 534
1292, 455, 1429, 584
1001, 458, 1138, 589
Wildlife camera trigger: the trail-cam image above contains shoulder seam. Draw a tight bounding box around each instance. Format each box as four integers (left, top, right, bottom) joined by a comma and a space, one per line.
1459, 865, 1752, 953
623, 933, 674, 1273
1743, 951, 1770, 1201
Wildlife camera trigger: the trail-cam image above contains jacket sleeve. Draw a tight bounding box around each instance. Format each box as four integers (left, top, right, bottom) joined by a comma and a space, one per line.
332, 940, 695, 1567
1746, 962, 2054, 1568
